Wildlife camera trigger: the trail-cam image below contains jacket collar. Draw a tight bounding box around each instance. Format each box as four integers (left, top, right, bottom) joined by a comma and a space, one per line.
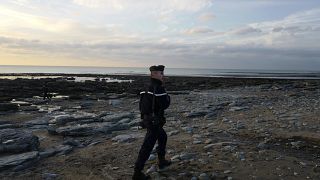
150, 78, 162, 86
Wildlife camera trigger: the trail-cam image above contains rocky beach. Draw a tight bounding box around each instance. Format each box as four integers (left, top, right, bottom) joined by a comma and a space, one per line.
0, 74, 319, 180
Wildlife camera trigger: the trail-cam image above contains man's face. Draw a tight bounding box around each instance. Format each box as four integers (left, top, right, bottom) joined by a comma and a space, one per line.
151, 71, 164, 82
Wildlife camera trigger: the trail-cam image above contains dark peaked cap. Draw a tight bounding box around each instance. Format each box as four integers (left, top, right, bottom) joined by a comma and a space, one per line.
149, 65, 165, 72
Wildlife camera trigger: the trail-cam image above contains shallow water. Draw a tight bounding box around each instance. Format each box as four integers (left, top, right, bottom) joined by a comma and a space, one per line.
0, 75, 133, 83
1, 65, 320, 79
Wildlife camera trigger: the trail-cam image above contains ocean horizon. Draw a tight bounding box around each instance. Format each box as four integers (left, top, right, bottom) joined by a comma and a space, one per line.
1, 65, 320, 79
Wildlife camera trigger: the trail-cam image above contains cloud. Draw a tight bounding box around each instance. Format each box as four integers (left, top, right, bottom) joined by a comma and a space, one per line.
73, 0, 125, 10
198, 12, 215, 22
0, 2, 320, 70
252, 8, 320, 33
222, 8, 320, 49
0, 4, 127, 42
229, 26, 262, 35
73, 0, 213, 12
1, 30, 320, 70
184, 27, 215, 35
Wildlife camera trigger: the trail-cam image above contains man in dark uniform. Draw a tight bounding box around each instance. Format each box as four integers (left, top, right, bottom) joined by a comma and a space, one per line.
132, 65, 172, 180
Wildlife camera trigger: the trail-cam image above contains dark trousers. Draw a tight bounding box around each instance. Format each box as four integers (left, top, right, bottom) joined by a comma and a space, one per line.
134, 126, 167, 171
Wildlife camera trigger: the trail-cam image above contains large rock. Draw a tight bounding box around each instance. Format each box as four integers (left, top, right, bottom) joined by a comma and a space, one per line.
49, 113, 98, 126
39, 145, 73, 159
19, 105, 39, 111
168, 130, 180, 136
111, 134, 143, 143
184, 110, 208, 118
0, 124, 20, 129
10, 100, 32, 106
49, 115, 76, 125
50, 122, 129, 136
101, 112, 134, 122
0, 97, 13, 102
24, 117, 50, 126
0, 121, 11, 125
109, 99, 121, 106
0, 129, 40, 153
0, 103, 18, 111
179, 152, 197, 160
0, 151, 39, 170
229, 106, 249, 112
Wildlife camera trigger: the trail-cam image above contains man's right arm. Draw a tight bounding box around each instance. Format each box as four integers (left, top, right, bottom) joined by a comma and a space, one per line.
139, 92, 153, 115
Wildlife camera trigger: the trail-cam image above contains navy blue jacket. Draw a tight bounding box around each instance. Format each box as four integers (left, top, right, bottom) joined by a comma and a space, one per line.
139, 78, 170, 118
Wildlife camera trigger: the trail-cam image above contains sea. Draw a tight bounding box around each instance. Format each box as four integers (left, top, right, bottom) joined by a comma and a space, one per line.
0, 65, 320, 79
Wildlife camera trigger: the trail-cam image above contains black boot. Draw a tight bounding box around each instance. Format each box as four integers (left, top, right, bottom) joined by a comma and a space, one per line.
158, 156, 172, 170
132, 170, 151, 180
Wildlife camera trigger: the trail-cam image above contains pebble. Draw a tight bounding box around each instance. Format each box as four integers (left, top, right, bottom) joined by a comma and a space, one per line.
193, 140, 203, 144
171, 155, 181, 162
229, 106, 247, 112
299, 162, 307, 166
257, 142, 268, 149
211, 172, 217, 178
290, 141, 302, 149
168, 130, 180, 136
204, 139, 212, 144
180, 153, 197, 160
111, 134, 137, 143
204, 144, 215, 150
182, 127, 194, 134
146, 165, 157, 174
206, 123, 215, 127
234, 151, 245, 161
222, 145, 235, 152
313, 165, 320, 173
42, 173, 59, 180
198, 173, 210, 180
112, 167, 119, 170
192, 134, 202, 138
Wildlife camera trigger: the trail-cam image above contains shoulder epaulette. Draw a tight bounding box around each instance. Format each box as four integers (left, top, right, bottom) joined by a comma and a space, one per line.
140, 91, 167, 96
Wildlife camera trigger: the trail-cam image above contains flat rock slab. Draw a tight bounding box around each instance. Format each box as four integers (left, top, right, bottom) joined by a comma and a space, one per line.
204, 142, 239, 150
0, 124, 20, 130
19, 105, 39, 111
184, 111, 208, 118
39, 145, 73, 159
229, 106, 249, 112
10, 101, 32, 106
25, 117, 50, 126
51, 122, 130, 136
0, 129, 40, 153
112, 133, 143, 143
101, 112, 134, 122
49, 115, 76, 125
0, 151, 39, 170
0, 103, 18, 111
49, 113, 98, 126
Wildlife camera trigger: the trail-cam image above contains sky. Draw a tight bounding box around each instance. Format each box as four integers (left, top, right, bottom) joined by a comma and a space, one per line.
0, 0, 320, 70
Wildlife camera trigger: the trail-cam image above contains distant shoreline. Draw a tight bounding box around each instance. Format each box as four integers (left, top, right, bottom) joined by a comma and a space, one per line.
0, 72, 320, 80
1, 65, 320, 80
1, 72, 319, 102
